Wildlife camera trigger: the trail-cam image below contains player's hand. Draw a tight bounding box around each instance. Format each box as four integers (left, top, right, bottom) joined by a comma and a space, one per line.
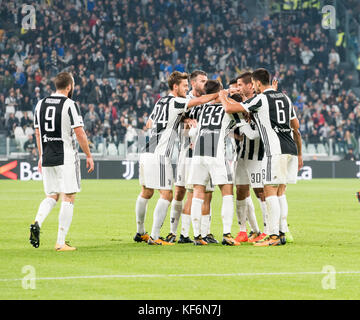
189, 119, 197, 128
38, 159, 42, 174
298, 155, 303, 171
86, 156, 95, 173
271, 78, 279, 91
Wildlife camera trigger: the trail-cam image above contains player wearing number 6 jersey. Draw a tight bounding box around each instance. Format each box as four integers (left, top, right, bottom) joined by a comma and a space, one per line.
219, 68, 303, 247
134, 71, 219, 245
29, 72, 94, 251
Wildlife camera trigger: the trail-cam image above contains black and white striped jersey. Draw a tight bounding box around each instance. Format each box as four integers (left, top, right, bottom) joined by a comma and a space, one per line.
192, 103, 234, 159
34, 93, 84, 167
241, 89, 298, 157
144, 94, 189, 157
234, 120, 264, 161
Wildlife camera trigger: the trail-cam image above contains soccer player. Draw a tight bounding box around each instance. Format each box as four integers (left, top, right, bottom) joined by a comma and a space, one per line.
233, 72, 268, 243
219, 68, 303, 246
29, 72, 94, 251
166, 70, 218, 244
134, 71, 219, 245
188, 80, 239, 246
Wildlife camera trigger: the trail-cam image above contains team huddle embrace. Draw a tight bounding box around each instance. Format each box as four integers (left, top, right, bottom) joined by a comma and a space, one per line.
135, 68, 303, 247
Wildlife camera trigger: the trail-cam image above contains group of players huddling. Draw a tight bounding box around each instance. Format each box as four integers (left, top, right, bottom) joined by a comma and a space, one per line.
134, 68, 303, 247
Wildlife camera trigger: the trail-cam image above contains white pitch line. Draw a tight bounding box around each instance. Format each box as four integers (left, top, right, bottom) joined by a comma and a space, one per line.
1, 271, 360, 282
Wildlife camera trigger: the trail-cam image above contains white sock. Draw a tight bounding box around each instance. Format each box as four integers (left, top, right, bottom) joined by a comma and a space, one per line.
200, 214, 210, 238
150, 198, 170, 240
136, 196, 148, 235
257, 198, 269, 234
265, 196, 280, 236
181, 213, 191, 238
57, 202, 74, 246
191, 198, 203, 238
236, 199, 247, 232
222, 195, 234, 235
246, 196, 260, 233
35, 197, 57, 228
170, 200, 182, 235
278, 195, 289, 233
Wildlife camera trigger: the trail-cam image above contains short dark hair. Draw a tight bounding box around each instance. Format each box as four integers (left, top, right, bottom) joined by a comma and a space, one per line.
189, 70, 207, 81
54, 72, 73, 90
205, 80, 222, 94
237, 72, 252, 85
168, 71, 188, 90
230, 94, 242, 102
251, 68, 270, 85
228, 78, 237, 86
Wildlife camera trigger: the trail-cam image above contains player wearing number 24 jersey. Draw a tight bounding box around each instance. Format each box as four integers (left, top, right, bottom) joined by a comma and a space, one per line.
135, 71, 219, 246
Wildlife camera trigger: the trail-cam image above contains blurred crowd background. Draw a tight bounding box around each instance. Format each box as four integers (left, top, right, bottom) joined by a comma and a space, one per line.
0, 0, 360, 161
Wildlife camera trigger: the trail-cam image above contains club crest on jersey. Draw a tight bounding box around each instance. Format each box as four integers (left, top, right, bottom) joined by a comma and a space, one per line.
43, 134, 62, 143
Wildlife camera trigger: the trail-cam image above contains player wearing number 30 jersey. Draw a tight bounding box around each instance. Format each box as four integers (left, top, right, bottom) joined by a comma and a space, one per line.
219, 68, 303, 247
30, 72, 94, 251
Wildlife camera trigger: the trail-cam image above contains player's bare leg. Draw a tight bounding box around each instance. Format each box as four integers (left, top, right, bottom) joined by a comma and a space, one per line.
134, 186, 153, 243
218, 184, 239, 246
30, 193, 59, 248
55, 193, 77, 251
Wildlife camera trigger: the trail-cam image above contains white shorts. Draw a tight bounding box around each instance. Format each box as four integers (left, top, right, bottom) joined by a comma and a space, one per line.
175, 154, 191, 187
42, 161, 81, 196
262, 154, 298, 185
234, 158, 264, 188
139, 153, 173, 190
188, 156, 233, 187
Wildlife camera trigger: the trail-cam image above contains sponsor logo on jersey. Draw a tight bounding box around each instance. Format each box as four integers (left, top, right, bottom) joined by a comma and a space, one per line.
43, 134, 63, 143
273, 126, 291, 133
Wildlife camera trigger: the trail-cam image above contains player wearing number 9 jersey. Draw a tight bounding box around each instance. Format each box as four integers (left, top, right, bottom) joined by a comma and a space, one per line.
29, 72, 94, 251
219, 68, 303, 247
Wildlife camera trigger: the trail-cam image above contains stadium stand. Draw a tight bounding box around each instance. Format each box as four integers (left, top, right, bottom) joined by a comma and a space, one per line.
0, 0, 359, 160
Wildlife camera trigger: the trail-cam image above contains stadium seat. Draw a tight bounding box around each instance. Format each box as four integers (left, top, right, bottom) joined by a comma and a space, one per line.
97, 143, 104, 154
107, 143, 118, 156
118, 143, 126, 157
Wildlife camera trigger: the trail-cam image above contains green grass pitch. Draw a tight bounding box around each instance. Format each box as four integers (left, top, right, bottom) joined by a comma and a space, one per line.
0, 179, 359, 300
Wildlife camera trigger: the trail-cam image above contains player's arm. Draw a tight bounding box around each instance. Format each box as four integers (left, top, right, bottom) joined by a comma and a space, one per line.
33, 101, 42, 173
241, 123, 260, 140
74, 127, 94, 173
219, 90, 246, 113
35, 128, 42, 173
69, 101, 94, 173
146, 119, 152, 129
187, 92, 219, 109
290, 117, 303, 171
